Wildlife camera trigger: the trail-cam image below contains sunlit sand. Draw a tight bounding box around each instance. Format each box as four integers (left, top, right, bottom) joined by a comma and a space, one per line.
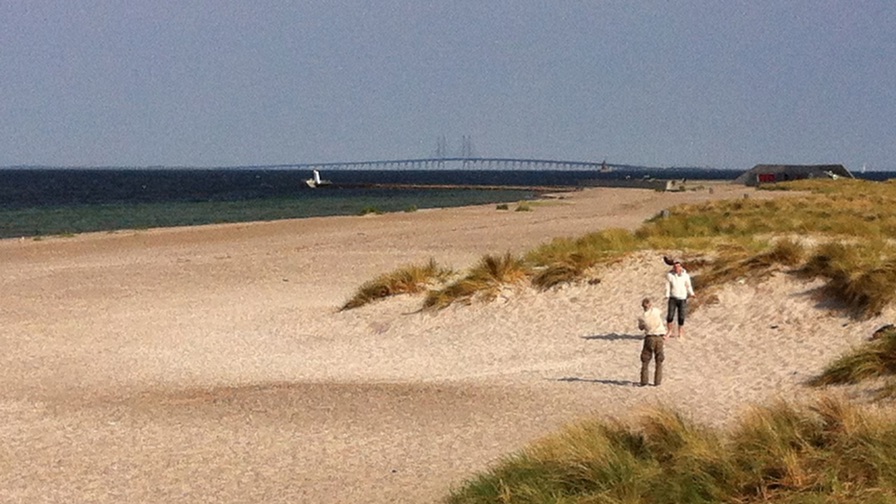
3, 183, 891, 503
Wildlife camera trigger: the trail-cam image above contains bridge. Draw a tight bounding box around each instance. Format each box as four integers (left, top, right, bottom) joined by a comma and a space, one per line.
248, 157, 652, 172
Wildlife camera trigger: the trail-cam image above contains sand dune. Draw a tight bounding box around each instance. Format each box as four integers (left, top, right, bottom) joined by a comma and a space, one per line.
2, 183, 892, 503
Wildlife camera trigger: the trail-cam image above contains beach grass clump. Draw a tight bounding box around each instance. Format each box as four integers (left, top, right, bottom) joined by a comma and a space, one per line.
798, 241, 896, 318
527, 229, 637, 290
763, 179, 896, 238
528, 228, 637, 267
447, 397, 896, 504
358, 206, 383, 216
530, 253, 594, 291
809, 325, 896, 390
837, 260, 896, 318
340, 258, 453, 311
638, 179, 896, 245
691, 238, 806, 292
637, 199, 781, 240
727, 397, 896, 499
351, 178, 896, 314
423, 252, 530, 310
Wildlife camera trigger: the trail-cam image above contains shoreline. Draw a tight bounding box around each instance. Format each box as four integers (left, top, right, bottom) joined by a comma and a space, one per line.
5, 183, 889, 503
0, 185, 543, 240
0, 179, 724, 241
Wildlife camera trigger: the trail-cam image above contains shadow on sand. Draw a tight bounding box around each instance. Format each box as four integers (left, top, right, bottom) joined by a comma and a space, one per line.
555, 377, 638, 387
581, 332, 643, 341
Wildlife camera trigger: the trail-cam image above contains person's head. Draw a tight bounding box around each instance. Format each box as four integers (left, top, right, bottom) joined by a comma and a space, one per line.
641, 297, 652, 310
673, 260, 683, 274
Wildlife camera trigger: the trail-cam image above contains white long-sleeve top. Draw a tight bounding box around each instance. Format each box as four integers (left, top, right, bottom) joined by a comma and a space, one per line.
665, 270, 695, 299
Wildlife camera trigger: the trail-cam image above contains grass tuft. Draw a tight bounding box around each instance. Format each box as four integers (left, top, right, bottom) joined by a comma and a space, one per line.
809, 325, 896, 388
358, 206, 383, 216
351, 178, 896, 314
798, 243, 896, 318
448, 397, 896, 504
423, 252, 530, 310
531, 253, 595, 290
340, 258, 453, 311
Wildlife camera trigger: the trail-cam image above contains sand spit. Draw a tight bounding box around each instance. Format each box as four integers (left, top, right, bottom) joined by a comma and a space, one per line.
3, 183, 892, 503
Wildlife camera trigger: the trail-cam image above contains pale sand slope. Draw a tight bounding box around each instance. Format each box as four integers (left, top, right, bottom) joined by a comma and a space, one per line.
2, 183, 893, 503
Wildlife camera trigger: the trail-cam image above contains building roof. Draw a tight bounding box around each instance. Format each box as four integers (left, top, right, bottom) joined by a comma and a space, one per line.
734, 164, 854, 185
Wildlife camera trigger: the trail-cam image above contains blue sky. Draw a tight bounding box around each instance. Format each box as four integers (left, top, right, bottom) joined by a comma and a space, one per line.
1, 1, 894, 170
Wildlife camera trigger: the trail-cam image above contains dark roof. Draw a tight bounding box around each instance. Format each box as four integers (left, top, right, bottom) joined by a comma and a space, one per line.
734, 164, 854, 185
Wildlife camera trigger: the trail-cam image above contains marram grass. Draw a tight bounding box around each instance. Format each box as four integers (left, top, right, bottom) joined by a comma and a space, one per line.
447, 397, 896, 504
809, 325, 896, 393
348, 178, 896, 314
340, 258, 453, 310
798, 242, 896, 318
423, 252, 531, 309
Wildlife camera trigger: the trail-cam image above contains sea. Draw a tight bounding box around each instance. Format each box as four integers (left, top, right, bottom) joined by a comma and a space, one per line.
1, 167, 893, 239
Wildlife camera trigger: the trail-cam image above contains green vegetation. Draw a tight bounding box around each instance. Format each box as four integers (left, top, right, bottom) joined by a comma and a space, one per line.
358, 206, 383, 216
527, 228, 636, 290
797, 242, 896, 318
448, 397, 896, 504
340, 259, 453, 311
810, 325, 896, 395
423, 252, 531, 310
432, 178, 896, 503
344, 178, 896, 314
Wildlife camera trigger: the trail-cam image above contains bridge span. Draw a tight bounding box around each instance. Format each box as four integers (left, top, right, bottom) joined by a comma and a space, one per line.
248, 157, 650, 172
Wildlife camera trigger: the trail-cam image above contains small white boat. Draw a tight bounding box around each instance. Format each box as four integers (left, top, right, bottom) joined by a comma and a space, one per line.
305, 169, 332, 188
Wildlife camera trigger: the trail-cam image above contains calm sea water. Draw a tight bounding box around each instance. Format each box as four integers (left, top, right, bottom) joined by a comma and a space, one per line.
0, 167, 891, 238
0, 167, 745, 208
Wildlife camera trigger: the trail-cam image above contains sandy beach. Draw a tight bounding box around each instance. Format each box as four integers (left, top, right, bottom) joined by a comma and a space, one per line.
3, 183, 893, 503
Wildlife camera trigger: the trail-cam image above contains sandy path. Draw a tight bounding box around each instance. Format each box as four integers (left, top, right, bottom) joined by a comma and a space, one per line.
2, 183, 890, 503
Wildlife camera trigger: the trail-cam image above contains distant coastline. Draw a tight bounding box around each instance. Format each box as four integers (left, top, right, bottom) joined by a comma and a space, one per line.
2, 167, 892, 239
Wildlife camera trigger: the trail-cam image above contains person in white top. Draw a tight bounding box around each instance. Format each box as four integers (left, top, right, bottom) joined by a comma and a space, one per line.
664, 260, 695, 339
637, 297, 667, 386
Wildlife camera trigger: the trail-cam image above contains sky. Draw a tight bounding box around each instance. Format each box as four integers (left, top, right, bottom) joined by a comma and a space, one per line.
1, 1, 894, 171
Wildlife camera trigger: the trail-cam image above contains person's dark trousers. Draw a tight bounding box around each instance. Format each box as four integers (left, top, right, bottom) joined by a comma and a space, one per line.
666, 297, 687, 326
640, 335, 665, 386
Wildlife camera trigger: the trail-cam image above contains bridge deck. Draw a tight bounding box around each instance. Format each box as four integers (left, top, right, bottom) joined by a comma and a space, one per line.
328, 182, 580, 192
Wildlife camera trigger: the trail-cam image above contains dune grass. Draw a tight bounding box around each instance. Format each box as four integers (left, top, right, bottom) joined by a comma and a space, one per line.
438, 179, 896, 502
343, 178, 896, 313
797, 242, 896, 318
339, 258, 453, 310
809, 325, 896, 393
527, 228, 637, 290
447, 397, 896, 504
423, 252, 531, 310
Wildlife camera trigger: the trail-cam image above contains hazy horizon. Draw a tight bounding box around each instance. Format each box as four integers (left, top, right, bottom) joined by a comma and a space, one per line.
2, 2, 894, 171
